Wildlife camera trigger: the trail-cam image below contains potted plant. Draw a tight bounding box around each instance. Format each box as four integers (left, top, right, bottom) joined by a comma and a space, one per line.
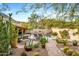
24, 45, 33, 51
24, 40, 33, 51
40, 37, 48, 48
41, 44, 45, 48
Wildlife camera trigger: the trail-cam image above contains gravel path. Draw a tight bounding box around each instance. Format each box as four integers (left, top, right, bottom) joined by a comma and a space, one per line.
46, 40, 65, 56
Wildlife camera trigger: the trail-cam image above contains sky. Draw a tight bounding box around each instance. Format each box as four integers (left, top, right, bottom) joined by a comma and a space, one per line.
0, 3, 55, 22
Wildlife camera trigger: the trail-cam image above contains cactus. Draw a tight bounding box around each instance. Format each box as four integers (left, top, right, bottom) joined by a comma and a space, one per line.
0, 13, 18, 55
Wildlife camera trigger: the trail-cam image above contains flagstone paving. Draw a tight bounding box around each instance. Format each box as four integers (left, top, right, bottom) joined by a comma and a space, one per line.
46, 40, 65, 56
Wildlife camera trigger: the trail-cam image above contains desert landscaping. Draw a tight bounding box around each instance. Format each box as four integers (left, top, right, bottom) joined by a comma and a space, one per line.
0, 3, 79, 56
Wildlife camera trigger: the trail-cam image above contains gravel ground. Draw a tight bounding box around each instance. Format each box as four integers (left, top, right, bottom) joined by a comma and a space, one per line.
11, 47, 48, 56
57, 44, 79, 51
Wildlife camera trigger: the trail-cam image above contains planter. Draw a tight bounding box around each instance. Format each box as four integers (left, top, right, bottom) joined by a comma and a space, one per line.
41, 44, 45, 48
10, 39, 18, 48
24, 47, 32, 51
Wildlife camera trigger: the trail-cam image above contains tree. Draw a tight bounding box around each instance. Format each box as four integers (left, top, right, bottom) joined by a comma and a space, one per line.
28, 12, 40, 29
0, 3, 10, 13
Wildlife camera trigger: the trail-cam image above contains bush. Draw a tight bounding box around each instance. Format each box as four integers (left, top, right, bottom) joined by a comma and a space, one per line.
40, 37, 48, 45
51, 32, 57, 36
60, 30, 69, 39
56, 39, 67, 46
63, 47, 79, 56
73, 32, 79, 35
73, 40, 78, 46
63, 47, 69, 53
74, 51, 79, 56
72, 51, 77, 56
71, 51, 79, 56
33, 52, 40, 56
34, 43, 39, 48
63, 40, 67, 46
66, 49, 73, 56
21, 52, 27, 56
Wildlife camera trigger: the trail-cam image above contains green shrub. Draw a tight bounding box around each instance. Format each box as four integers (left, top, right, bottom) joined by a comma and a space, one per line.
24, 40, 33, 49
56, 39, 67, 45
73, 32, 79, 35
21, 52, 27, 56
34, 43, 39, 48
66, 49, 73, 56
0, 14, 18, 54
40, 37, 48, 45
63, 40, 67, 46
63, 47, 79, 56
73, 40, 78, 46
63, 47, 69, 53
75, 51, 79, 56
71, 51, 79, 56
60, 30, 69, 39
25, 44, 33, 49
51, 32, 57, 36
56, 39, 59, 43
72, 51, 77, 56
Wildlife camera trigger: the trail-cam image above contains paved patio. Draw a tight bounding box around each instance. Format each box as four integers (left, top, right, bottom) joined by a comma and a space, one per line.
46, 40, 65, 56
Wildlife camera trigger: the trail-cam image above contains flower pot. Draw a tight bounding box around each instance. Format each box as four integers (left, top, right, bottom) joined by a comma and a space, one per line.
24, 47, 32, 51
10, 39, 18, 48
41, 44, 45, 48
